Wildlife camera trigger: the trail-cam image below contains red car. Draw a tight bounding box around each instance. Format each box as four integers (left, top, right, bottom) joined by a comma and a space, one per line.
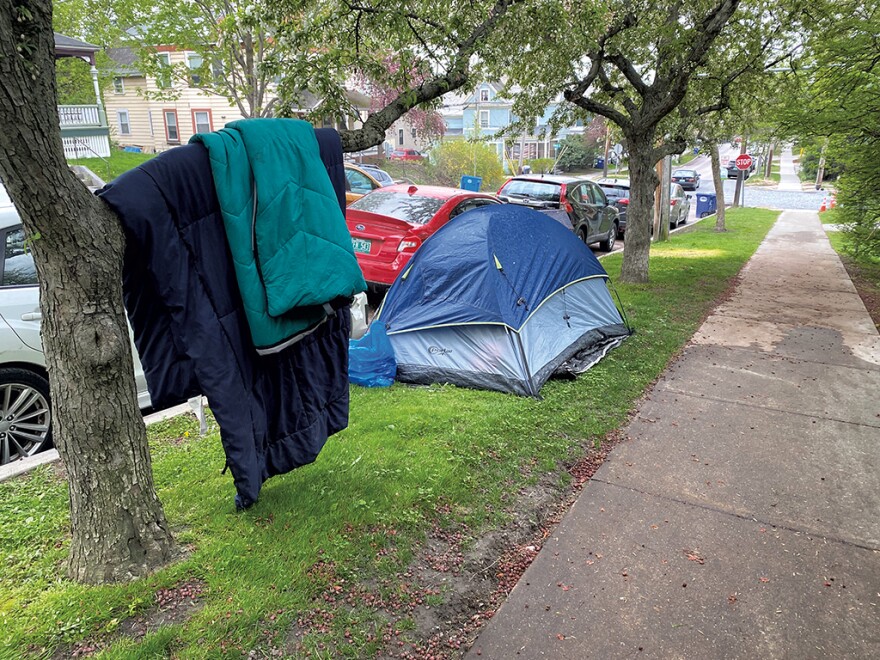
390, 149, 424, 161
346, 185, 499, 287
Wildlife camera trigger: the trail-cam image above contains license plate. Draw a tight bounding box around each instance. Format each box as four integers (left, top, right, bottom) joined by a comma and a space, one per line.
352, 238, 371, 254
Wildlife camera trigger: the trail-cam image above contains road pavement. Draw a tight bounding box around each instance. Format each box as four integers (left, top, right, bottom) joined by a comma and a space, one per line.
467, 210, 880, 658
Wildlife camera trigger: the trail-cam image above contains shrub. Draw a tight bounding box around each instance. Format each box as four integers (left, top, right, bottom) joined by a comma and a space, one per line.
427, 140, 506, 191
555, 134, 599, 172
525, 158, 556, 174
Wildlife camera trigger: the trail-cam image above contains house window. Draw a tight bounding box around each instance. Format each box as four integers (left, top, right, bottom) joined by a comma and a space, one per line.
117, 109, 131, 136
156, 52, 172, 89
211, 58, 224, 86
398, 128, 404, 145
164, 110, 179, 143
187, 53, 203, 85
480, 110, 490, 129
112, 77, 125, 95
480, 88, 489, 102
192, 109, 212, 134
411, 127, 417, 139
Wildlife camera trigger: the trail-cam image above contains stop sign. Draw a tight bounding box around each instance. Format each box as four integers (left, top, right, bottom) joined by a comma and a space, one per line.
735, 154, 753, 171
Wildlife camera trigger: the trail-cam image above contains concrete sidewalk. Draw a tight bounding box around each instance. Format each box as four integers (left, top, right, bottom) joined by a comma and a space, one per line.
468, 211, 880, 658
777, 146, 804, 192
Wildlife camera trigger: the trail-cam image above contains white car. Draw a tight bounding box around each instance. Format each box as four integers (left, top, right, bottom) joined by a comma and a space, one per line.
0, 182, 151, 465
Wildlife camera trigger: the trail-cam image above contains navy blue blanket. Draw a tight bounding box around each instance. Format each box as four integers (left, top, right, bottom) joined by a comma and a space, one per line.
99, 130, 351, 508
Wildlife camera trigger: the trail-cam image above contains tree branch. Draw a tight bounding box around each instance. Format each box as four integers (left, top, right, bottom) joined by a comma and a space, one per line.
607, 53, 647, 96
563, 86, 631, 132
338, 0, 525, 151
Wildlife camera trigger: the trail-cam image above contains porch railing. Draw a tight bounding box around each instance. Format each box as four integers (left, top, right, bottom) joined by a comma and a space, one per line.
58, 105, 103, 127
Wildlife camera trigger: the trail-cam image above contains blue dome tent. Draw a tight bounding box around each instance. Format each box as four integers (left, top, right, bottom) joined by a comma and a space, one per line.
373, 205, 631, 396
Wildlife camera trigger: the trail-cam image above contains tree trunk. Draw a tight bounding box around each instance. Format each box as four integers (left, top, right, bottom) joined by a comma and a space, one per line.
0, 0, 175, 583
709, 141, 726, 231
619, 138, 658, 283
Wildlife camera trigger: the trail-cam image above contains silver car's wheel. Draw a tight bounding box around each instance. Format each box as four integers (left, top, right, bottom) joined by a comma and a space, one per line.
0, 369, 51, 465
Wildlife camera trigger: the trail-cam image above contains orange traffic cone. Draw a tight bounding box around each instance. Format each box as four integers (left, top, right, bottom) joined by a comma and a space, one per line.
819, 196, 828, 212
830, 194, 837, 209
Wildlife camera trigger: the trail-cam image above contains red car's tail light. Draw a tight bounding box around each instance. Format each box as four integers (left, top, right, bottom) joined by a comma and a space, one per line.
619, 198, 629, 205
670, 199, 678, 206
398, 237, 422, 252
560, 183, 574, 213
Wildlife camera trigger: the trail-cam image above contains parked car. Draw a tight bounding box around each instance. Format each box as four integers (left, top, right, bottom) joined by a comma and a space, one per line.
497, 175, 619, 250
0, 181, 152, 465
346, 185, 500, 288
668, 183, 692, 228
598, 178, 630, 237
671, 168, 701, 190
344, 163, 387, 206
390, 149, 424, 161
358, 164, 395, 187
726, 158, 756, 179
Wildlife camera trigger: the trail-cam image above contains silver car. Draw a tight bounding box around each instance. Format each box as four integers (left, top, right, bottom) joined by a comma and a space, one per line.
0, 182, 151, 465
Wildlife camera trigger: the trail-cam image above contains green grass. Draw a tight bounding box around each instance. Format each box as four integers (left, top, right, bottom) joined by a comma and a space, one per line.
819, 206, 841, 225
826, 221, 880, 274
68, 150, 156, 183
673, 151, 698, 166
0, 208, 779, 658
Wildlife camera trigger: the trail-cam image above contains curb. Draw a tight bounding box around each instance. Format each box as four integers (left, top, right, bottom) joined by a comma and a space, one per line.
0, 397, 206, 484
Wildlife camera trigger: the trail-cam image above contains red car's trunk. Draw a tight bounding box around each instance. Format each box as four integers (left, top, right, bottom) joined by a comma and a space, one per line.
347, 210, 419, 264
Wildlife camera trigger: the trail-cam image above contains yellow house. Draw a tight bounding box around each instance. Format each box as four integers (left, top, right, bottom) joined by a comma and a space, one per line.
102, 47, 371, 153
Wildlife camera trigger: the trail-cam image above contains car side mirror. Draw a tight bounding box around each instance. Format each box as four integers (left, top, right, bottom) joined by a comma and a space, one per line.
686, 194, 692, 200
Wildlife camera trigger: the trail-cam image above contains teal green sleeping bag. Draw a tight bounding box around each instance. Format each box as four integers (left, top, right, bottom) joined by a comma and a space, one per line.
192, 119, 366, 352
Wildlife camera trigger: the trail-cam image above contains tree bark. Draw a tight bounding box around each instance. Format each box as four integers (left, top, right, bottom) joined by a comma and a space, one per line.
0, 0, 175, 583
619, 137, 658, 283
709, 140, 727, 231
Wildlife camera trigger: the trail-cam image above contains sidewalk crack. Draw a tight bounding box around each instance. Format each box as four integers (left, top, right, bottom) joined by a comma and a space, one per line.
591, 478, 880, 553
661, 387, 880, 429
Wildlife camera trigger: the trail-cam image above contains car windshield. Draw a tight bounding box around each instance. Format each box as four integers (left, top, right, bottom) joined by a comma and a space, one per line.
499, 179, 562, 202
349, 191, 445, 225
674, 170, 696, 177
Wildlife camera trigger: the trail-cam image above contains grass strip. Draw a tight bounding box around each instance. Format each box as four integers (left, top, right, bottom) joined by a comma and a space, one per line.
0, 208, 778, 658
68, 151, 156, 183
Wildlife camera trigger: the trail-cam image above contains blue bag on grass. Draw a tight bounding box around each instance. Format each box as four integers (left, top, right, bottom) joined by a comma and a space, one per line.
349, 322, 397, 387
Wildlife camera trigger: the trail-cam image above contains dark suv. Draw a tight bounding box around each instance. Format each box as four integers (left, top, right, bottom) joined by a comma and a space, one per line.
497, 175, 619, 250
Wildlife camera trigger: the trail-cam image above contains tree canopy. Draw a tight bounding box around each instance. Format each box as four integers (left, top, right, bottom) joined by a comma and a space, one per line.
489, 0, 802, 282
774, 0, 879, 257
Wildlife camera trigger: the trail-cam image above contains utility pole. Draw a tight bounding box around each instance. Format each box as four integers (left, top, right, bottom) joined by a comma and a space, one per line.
732, 138, 747, 208
764, 142, 774, 179
653, 156, 672, 241
815, 138, 828, 190
602, 126, 611, 178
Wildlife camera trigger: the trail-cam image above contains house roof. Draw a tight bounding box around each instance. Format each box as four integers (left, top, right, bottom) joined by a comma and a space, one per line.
54, 32, 99, 63
54, 32, 99, 53
105, 47, 142, 76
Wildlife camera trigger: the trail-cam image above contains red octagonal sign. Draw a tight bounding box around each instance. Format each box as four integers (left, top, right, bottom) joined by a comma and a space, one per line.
735, 154, 754, 171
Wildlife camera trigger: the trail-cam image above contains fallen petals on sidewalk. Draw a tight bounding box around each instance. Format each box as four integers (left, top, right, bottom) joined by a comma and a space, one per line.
683, 549, 705, 564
